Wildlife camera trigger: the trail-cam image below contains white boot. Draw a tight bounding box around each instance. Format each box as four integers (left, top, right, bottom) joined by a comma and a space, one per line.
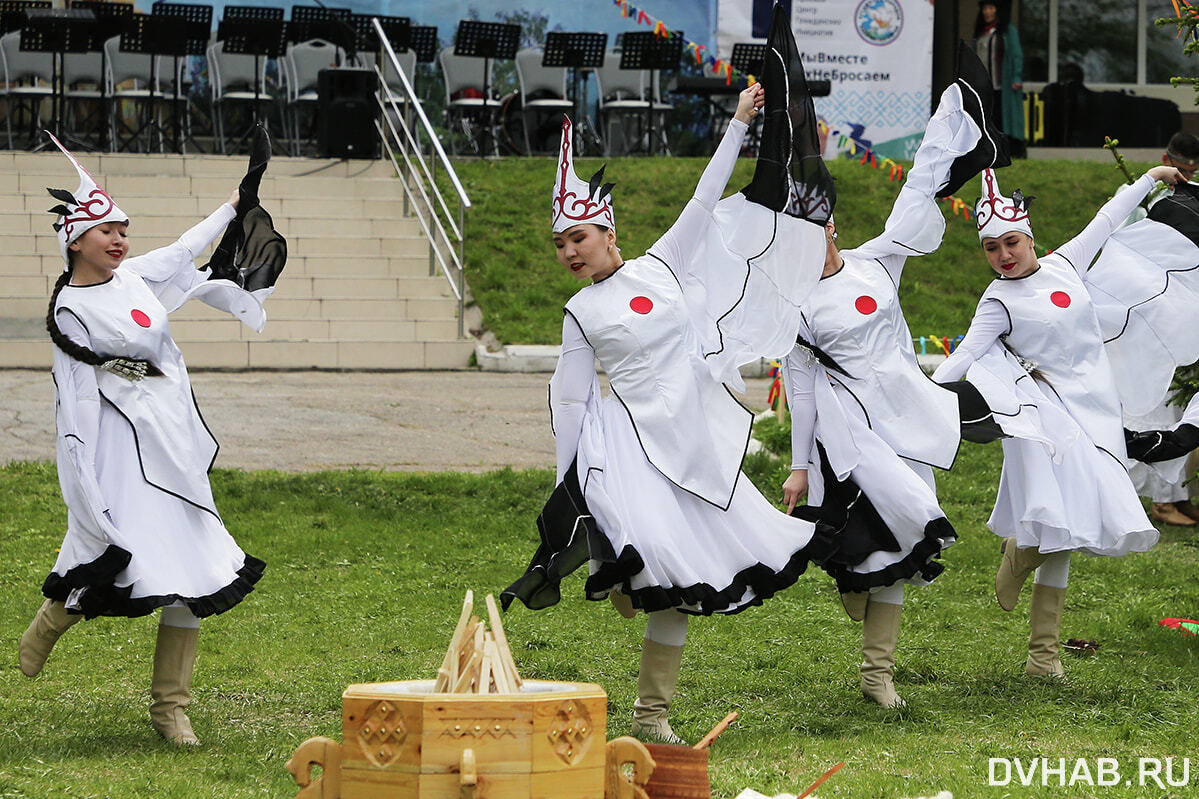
630, 638, 685, 744
150, 624, 201, 746
19, 599, 81, 677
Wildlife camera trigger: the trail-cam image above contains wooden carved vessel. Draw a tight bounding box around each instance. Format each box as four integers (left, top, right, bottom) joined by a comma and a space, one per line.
289, 679, 608, 798
287, 592, 613, 798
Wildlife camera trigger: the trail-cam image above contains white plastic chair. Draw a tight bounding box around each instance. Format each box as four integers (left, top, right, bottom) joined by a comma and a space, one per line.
514, 46, 572, 154
438, 45, 502, 155
104, 34, 155, 151
206, 39, 275, 154
62, 51, 103, 143
1, 30, 54, 148
283, 39, 344, 155
594, 48, 650, 156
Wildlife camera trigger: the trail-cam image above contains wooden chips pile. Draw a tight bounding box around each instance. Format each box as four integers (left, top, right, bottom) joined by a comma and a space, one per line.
432, 590, 524, 694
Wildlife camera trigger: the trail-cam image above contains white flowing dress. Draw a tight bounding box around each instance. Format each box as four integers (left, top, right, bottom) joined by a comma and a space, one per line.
45, 203, 267, 618
503, 120, 834, 616
933, 178, 1160, 557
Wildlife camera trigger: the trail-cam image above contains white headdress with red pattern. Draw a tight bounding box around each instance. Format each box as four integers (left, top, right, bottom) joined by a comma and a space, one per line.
551, 116, 615, 233
44, 131, 129, 269
975, 168, 1033, 242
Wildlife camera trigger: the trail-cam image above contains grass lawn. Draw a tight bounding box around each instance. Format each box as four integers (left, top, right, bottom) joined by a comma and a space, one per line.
3, 441, 1199, 798
450, 155, 1162, 347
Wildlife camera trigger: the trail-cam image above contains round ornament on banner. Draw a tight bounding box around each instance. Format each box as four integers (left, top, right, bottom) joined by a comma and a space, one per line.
855, 0, 904, 46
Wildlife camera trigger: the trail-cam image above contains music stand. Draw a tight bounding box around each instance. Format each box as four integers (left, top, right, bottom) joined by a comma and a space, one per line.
350, 13, 409, 59
542, 31, 606, 152
218, 5, 287, 152
289, 5, 354, 63
116, 13, 184, 152
20, 7, 94, 146
729, 43, 766, 79
619, 30, 683, 156
150, 2, 211, 153
453, 19, 519, 157
408, 25, 438, 64
71, 0, 133, 151
0, 0, 48, 34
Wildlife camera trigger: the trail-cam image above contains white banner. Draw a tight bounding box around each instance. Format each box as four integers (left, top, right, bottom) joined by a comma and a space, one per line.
717, 0, 932, 159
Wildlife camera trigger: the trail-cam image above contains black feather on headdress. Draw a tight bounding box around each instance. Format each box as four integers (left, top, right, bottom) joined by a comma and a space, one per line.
587, 166, 607, 200
47, 204, 71, 217
596, 182, 616, 204
1012, 189, 1035, 212
52, 221, 64, 232
47, 187, 77, 206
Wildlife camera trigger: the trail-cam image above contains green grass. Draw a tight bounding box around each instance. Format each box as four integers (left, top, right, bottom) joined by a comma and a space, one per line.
449, 156, 1162, 345
4, 449, 1199, 798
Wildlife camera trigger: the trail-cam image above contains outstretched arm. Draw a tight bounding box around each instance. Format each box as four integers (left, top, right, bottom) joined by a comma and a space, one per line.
1055, 167, 1185, 275
647, 85, 763, 277
932, 298, 1010, 383
122, 191, 238, 296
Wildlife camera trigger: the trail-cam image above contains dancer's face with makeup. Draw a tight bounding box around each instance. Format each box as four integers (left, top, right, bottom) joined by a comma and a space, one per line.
553, 223, 620, 282
981, 230, 1037, 278
69, 222, 130, 283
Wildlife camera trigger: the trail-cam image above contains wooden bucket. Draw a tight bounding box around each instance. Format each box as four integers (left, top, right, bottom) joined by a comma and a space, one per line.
338, 679, 606, 799
642, 743, 710, 799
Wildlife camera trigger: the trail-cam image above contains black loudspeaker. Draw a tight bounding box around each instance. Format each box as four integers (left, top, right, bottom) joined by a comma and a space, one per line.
318, 67, 379, 158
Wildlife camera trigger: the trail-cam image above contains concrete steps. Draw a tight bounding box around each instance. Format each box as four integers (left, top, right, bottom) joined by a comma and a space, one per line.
0, 151, 474, 369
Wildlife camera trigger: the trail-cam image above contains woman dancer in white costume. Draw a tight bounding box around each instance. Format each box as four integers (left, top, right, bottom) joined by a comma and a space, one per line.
502, 18, 873, 739
19, 134, 282, 745
780, 48, 1008, 707
932, 164, 1183, 677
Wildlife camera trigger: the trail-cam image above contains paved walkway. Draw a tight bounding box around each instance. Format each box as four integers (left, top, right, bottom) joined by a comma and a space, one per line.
1, 370, 774, 472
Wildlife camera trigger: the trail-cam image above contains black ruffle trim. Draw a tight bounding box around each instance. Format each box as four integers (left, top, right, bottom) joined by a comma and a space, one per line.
787, 439, 956, 593
43, 550, 265, 620
819, 517, 954, 594
501, 457, 841, 616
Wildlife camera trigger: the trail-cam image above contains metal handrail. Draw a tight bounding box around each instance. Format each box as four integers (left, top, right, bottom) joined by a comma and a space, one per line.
371, 17, 471, 338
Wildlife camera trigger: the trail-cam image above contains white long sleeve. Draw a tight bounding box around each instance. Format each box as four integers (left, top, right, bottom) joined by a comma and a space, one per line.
549, 313, 598, 483
1054, 174, 1155, 276
932, 298, 1011, 383
782, 347, 818, 470
1182, 393, 1199, 429
646, 119, 748, 280
123, 203, 236, 301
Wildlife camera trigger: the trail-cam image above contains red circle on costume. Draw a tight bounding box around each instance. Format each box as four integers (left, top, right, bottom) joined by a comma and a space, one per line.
130, 309, 151, 327
630, 296, 653, 314
1050, 291, 1071, 308
855, 295, 877, 315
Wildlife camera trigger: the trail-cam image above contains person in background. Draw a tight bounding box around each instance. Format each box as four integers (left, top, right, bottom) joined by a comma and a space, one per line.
1119, 132, 1199, 527
974, 0, 1025, 157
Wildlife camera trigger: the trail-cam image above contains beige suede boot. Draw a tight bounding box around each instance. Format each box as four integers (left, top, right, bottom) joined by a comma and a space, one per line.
840, 591, 868, 622
150, 624, 201, 746
609, 589, 636, 619
859, 599, 905, 708
1025, 583, 1066, 678
19, 599, 81, 677
995, 538, 1049, 611
630, 638, 685, 744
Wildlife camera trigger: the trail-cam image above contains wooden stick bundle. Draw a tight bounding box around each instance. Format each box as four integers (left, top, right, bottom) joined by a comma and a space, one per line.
433, 591, 524, 694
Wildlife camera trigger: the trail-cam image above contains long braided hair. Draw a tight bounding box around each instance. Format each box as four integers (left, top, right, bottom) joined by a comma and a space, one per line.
46, 256, 162, 376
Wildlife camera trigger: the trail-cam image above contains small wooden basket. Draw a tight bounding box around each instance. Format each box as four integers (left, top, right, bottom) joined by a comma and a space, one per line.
642, 743, 710, 799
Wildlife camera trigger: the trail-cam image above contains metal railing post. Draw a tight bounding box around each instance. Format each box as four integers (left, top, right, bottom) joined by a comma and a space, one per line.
371, 17, 472, 337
